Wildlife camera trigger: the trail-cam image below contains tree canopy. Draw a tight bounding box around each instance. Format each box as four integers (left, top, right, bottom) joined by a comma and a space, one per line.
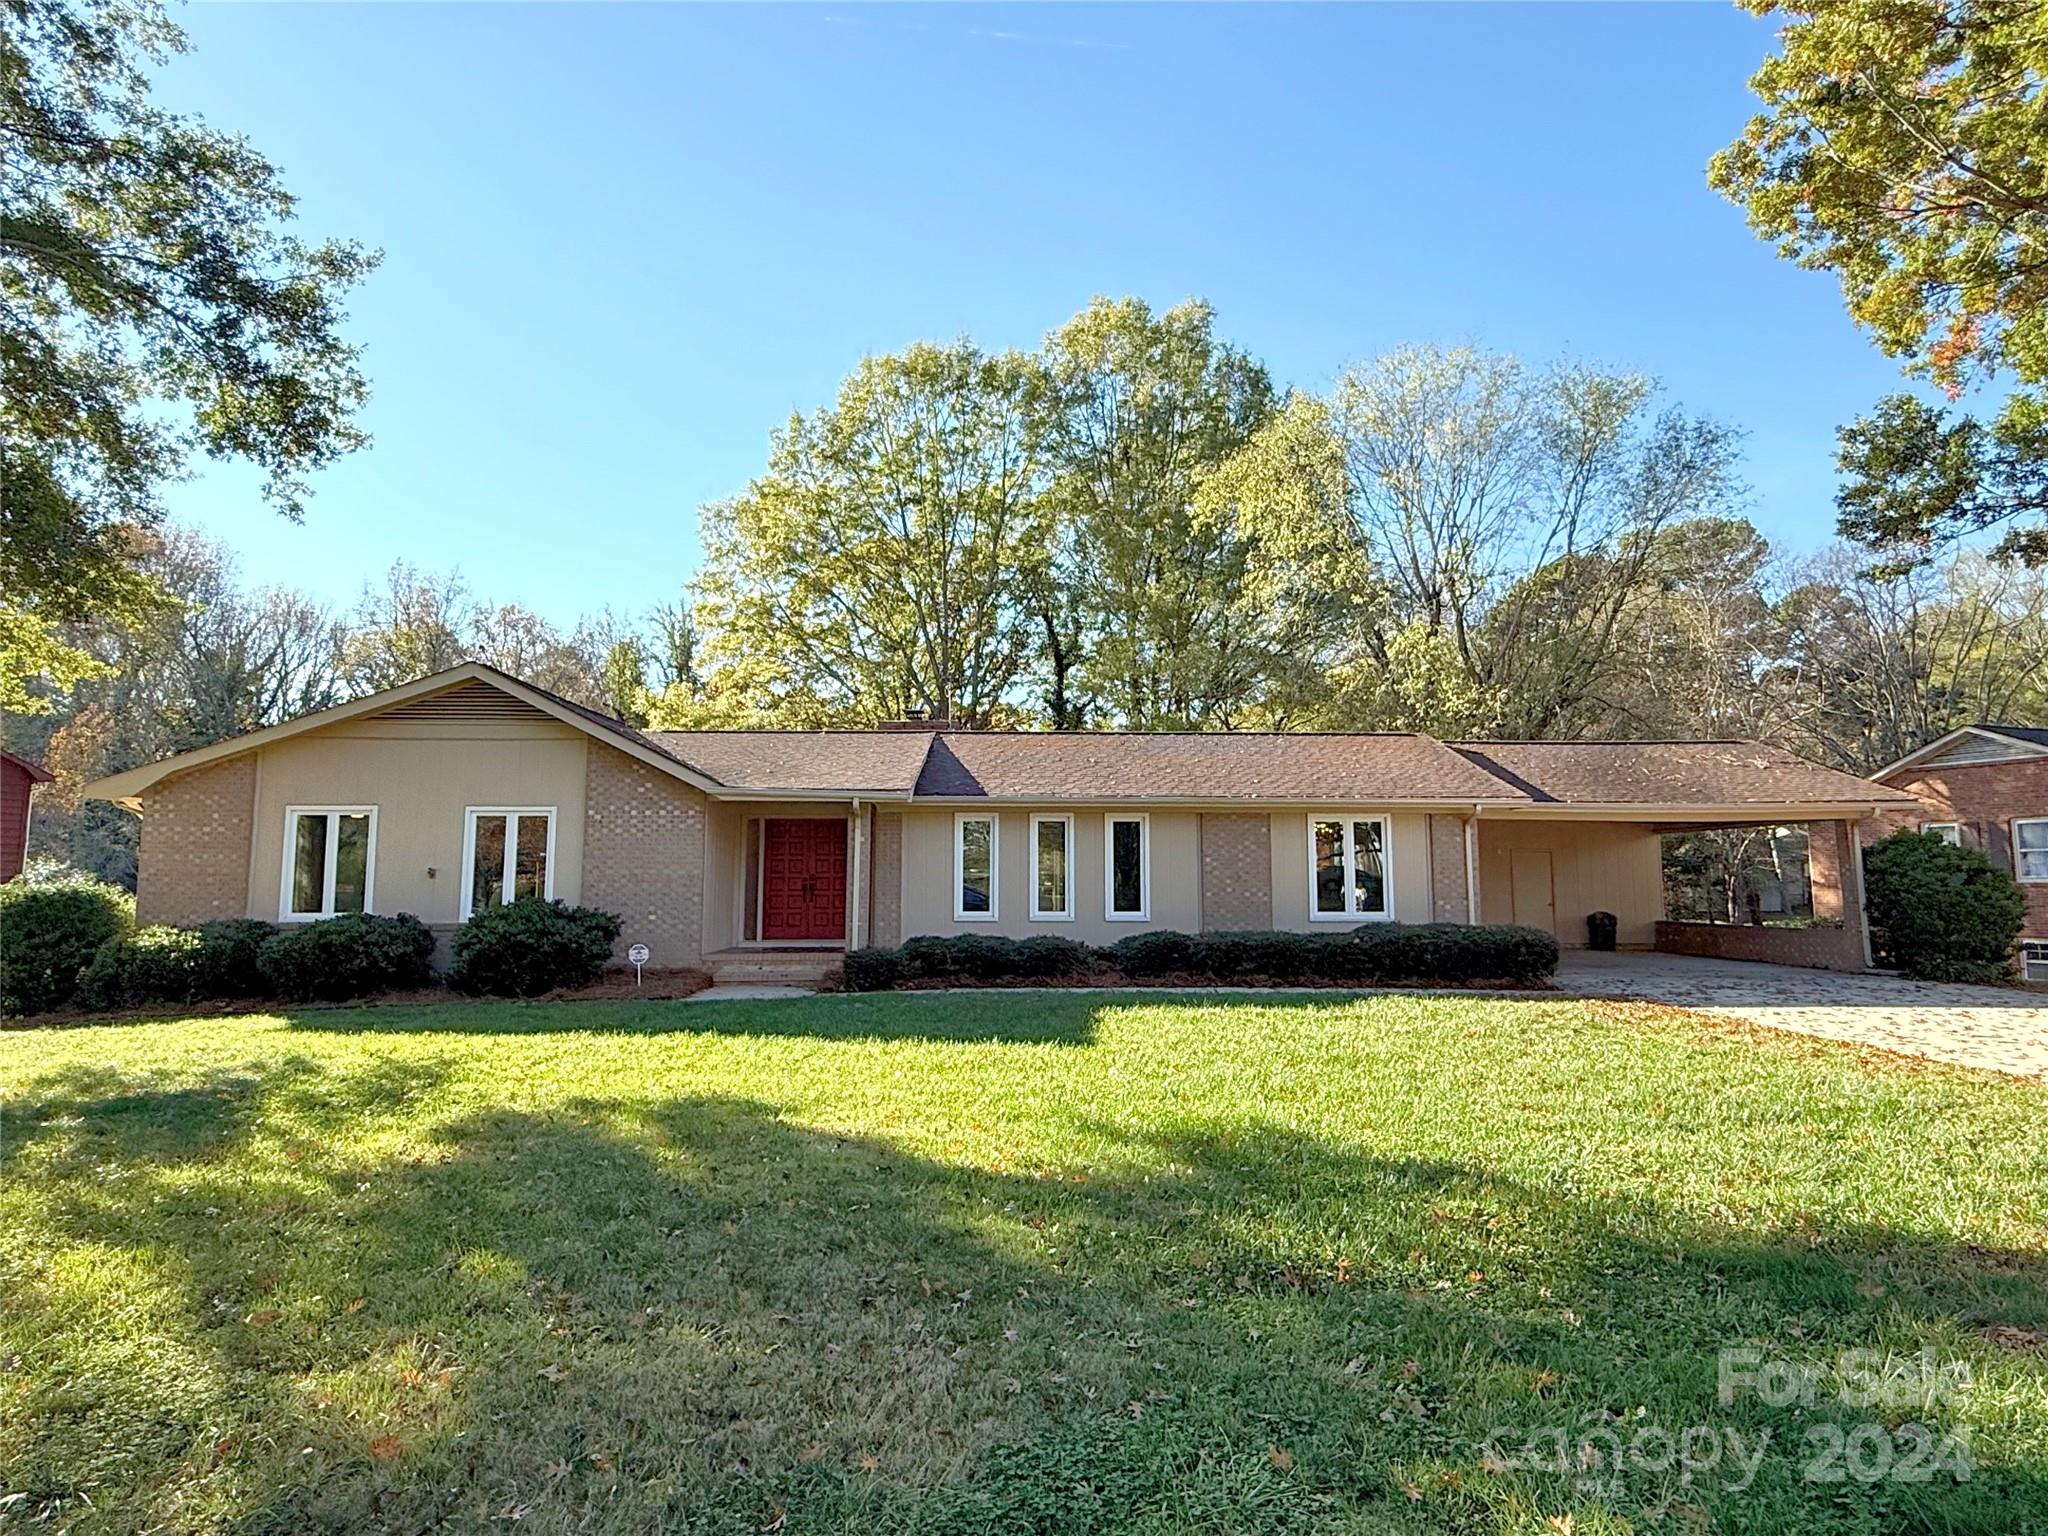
1711, 0, 2048, 567
2, 0, 377, 707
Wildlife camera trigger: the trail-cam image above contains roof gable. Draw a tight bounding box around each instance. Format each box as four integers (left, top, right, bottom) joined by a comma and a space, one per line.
1873, 725, 2048, 782
83, 663, 733, 806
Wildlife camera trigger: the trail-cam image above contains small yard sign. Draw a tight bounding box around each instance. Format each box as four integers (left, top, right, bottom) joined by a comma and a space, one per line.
627, 943, 649, 985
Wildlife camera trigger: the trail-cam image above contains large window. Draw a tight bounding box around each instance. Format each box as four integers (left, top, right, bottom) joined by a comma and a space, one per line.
1030, 814, 1074, 921
2017, 818, 2048, 883
281, 806, 375, 921
463, 807, 556, 919
1104, 813, 1149, 921
954, 814, 998, 920
1309, 815, 1392, 921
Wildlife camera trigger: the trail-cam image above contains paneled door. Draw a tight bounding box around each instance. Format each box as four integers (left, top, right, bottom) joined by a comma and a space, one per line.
1508, 848, 1556, 937
760, 818, 848, 941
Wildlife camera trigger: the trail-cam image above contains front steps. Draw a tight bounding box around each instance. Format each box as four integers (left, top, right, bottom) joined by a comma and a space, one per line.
704, 948, 844, 988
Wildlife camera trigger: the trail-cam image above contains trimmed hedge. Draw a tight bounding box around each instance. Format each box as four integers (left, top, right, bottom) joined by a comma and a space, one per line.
257, 913, 435, 1002
1864, 829, 2027, 983
842, 923, 1559, 992
0, 875, 135, 1015
448, 898, 623, 996
76, 919, 281, 1009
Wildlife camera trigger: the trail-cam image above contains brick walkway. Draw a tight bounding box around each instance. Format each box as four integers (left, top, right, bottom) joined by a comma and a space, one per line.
1559, 952, 2048, 1078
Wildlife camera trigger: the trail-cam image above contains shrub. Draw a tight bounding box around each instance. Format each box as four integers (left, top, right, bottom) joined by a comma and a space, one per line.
1105, 929, 1198, 978
1199, 930, 1317, 980
1011, 935, 1096, 979
1347, 921, 1558, 984
75, 919, 282, 1009
449, 899, 623, 996
192, 919, 280, 998
1864, 830, 2027, 983
78, 926, 204, 1008
841, 947, 905, 992
843, 923, 1561, 991
257, 913, 435, 1002
0, 875, 135, 1015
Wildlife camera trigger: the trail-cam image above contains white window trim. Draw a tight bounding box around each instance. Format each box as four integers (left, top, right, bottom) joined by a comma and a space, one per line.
460, 806, 558, 920
2023, 939, 2048, 982
1028, 813, 1076, 921
2015, 817, 2048, 884
1923, 822, 1961, 845
279, 805, 378, 923
953, 812, 999, 922
1103, 812, 1151, 922
1306, 812, 1395, 923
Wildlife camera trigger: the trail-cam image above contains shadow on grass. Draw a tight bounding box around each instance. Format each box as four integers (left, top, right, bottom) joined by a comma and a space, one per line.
278, 989, 1117, 1047
3, 1061, 2044, 1533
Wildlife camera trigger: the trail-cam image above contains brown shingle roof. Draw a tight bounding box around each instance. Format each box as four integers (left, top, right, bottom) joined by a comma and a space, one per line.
651, 731, 935, 793
1447, 740, 1917, 808
913, 731, 1523, 802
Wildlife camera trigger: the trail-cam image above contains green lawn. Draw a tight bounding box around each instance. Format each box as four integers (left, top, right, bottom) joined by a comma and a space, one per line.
2, 993, 2045, 1535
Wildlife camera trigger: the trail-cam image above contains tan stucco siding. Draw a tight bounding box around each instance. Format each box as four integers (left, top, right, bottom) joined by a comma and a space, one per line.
896, 807, 1202, 943
247, 720, 589, 924
1268, 812, 1433, 930
1475, 820, 1662, 948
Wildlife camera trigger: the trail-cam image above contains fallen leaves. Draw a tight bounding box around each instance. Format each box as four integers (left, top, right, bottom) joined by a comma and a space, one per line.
368, 1434, 403, 1464
1267, 1443, 1294, 1471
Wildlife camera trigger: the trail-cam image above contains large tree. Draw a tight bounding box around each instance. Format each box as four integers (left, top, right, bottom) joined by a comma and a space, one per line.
1711, 0, 2048, 567
1038, 297, 1277, 727
1319, 346, 1743, 736
2, 0, 376, 707
686, 342, 1051, 727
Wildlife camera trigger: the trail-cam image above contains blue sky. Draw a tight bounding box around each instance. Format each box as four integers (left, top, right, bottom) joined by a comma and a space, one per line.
156, 2, 1909, 629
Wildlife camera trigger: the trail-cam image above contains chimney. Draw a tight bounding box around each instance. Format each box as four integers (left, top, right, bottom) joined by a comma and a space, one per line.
877, 707, 949, 732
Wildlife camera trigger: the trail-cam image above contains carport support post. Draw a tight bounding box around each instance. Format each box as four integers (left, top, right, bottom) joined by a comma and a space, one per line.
1819, 818, 1874, 972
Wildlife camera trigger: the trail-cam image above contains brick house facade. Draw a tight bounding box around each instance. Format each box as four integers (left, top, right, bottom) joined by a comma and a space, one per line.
1858, 727, 2048, 965
88, 663, 1914, 981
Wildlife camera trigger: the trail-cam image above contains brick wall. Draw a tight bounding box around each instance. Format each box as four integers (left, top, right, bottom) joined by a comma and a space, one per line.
870, 811, 903, 948
1654, 920, 1866, 971
581, 744, 708, 968
136, 757, 257, 926
1668, 817, 1869, 971
1427, 814, 1471, 921
1200, 813, 1272, 930
1869, 759, 2048, 940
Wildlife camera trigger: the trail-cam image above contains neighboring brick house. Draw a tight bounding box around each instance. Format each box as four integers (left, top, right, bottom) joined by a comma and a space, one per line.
1864, 725, 2048, 981
1, 749, 54, 881
86, 662, 1916, 981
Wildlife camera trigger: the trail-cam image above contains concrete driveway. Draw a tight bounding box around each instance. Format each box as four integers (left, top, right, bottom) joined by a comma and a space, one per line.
1558, 951, 2048, 1078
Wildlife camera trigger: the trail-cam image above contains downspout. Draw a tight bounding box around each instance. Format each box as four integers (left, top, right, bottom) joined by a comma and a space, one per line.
1464, 808, 1480, 925
1851, 812, 1874, 971
849, 797, 864, 951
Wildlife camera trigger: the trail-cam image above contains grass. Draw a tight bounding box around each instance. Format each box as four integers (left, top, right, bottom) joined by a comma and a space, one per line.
2, 991, 2045, 1535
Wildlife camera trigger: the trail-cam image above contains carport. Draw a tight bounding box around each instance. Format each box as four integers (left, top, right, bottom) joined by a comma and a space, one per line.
1445, 740, 1921, 973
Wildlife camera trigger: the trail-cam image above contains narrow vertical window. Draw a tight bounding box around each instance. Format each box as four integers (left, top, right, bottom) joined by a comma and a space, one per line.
281, 807, 376, 921
1309, 814, 1393, 921
1312, 819, 1346, 916
463, 807, 556, 918
1030, 814, 1074, 920
955, 815, 997, 920
1105, 813, 1149, 921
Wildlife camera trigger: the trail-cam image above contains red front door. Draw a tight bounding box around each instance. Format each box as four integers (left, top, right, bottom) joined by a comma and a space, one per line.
761, 818, 848, 941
